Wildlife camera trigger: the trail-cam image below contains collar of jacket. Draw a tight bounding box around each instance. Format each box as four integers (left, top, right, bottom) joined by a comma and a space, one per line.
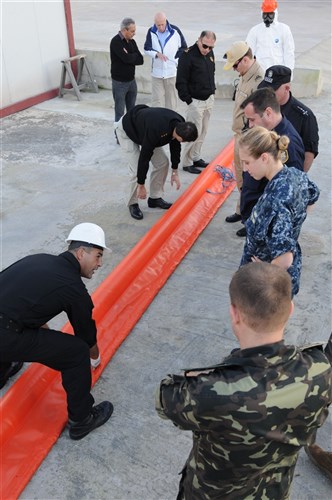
59, 251, 82, 273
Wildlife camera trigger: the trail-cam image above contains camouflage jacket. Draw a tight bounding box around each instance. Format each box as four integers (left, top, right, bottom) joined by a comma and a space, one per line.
156, 341, 332, 499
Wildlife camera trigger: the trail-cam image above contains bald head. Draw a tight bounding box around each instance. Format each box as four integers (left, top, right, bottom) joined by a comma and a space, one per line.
154, 12, 167, 32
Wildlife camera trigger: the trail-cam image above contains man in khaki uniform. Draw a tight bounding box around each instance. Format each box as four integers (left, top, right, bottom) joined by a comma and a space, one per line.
223, 41, 264, 235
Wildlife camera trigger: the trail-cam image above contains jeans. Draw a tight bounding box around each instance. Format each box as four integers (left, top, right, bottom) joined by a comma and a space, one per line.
112, 78, 137, 122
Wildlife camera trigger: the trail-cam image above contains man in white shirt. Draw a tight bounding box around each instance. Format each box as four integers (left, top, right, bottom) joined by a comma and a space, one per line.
144, 12, 187, 110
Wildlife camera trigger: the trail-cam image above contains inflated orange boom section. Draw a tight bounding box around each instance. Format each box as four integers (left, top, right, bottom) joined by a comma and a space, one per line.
0, 139, 235, 499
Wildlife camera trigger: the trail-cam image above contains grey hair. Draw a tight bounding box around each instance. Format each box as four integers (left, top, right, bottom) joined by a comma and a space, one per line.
121, 18, 135, 30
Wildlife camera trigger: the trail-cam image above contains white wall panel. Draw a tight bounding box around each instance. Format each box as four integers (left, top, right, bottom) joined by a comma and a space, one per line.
1, 47, 11, 106
35, 2, 69, 89
1, 1, 70, 109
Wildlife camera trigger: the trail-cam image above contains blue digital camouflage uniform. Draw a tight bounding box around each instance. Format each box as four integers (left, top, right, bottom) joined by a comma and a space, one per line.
156, 341, 332, 500
240, 167, 320, 296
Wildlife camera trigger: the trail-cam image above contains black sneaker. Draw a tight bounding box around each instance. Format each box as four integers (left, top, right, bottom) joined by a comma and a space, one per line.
69, 401, 114, 440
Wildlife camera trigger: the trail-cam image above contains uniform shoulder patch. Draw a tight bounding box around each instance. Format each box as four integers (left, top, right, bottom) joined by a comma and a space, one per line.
296, 105, 309, 116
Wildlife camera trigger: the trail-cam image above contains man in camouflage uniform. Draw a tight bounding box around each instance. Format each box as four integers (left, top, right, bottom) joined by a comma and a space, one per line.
156, 262, 332, 499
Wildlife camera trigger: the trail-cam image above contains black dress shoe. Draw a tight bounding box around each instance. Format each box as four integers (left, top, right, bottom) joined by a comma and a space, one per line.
236, 227, 247, 237
183, 165, 201, 174
193, 159, 209, 168
0, 361, 24, 389
129, 203, 143, 220
147, 197, 172, 209
225, 213, 242, 223
69, 401, 114, 440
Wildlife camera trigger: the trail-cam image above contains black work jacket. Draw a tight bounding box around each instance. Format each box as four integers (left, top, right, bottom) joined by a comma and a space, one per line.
176, 43, 216, 104
122, 105, 185, 184
0, 252, 97, 347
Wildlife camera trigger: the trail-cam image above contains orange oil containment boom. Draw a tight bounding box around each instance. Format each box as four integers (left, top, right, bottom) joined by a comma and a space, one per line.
0, 139, 235, 499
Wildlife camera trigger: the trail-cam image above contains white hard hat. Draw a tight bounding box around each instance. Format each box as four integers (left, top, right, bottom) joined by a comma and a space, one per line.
66, 222, 110, 250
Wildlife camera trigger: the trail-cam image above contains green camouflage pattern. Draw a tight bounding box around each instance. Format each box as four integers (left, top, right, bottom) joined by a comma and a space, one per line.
156, 341, 332, 499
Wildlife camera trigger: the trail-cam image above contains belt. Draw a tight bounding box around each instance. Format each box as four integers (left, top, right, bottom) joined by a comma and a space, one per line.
0, 313, 23, 333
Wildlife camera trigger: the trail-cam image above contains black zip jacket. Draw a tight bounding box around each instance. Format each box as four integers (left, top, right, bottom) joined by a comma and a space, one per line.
176, 43, 216, 104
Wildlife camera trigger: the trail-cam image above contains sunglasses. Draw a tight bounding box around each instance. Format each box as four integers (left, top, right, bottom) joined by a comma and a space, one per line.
201, 43, 214, 50
233, 57, 244, 69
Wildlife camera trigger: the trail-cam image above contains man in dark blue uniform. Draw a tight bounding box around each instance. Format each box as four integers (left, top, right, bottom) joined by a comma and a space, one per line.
258, 65, 319, 172
236, 87, 305, 237
0, 223, 113, 440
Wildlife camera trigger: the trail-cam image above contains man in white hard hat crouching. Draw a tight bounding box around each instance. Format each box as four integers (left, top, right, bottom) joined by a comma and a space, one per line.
0, 223, 113, 440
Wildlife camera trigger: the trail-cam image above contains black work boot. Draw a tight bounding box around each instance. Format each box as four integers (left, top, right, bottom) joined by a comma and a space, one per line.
69, 401, 113, 440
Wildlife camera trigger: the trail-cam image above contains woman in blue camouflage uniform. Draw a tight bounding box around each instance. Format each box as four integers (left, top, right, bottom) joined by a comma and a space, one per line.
238, 126, 320, 295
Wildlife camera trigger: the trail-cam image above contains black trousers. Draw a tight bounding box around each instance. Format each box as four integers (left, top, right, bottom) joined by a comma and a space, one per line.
0, 326, 94, 421
240, 172, 268, 221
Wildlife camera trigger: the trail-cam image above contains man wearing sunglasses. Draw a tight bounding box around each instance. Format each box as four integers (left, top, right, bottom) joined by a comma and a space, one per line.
223, 41, 264, 229
176, 31, 216, 174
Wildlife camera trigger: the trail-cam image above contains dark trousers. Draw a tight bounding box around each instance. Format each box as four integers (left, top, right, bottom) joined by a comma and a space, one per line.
112, 78, 137, 122
0, 326, 94, 422
240, 171, 268, 221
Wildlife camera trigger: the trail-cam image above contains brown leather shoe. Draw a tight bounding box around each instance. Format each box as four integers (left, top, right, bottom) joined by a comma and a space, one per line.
305, 444, 332, 480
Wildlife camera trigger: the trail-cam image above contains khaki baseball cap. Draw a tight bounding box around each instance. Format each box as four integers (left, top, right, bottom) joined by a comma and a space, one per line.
223, 41, 249, 70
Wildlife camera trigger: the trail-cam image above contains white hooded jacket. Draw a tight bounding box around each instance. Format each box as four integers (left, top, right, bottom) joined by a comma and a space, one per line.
246, 10, 295, 71
144, 21, 187, 79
